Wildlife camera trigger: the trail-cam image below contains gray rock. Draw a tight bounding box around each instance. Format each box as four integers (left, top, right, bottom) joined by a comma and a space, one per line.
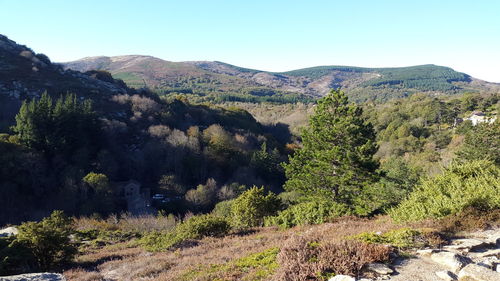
486, 234, 500, 246
475, 249, 500, 258
328, 275, 356, 281
417, 249, 437, 257
431, 251, 469, 272
0, 273, 65, 281
444, 239, 489, 252
435, 270, 457, 281
366, 263, 394, 275
475, 256, 499, 269
0, 226, 18, 237
457, 264, 500, 281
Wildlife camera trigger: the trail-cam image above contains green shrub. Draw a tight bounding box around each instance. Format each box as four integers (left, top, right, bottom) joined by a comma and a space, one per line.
390, 160, 500, 222
352, 228, 422, 249
0, 236, 37, 275
264, 200, 349, 229
352, 227, 445, 249
178, 247, 279, 281
14, 211, 77, 270
212, 199, 234, 218
74, 229, 140, 248
140, 214, 230, 251
231, 186, 281, 228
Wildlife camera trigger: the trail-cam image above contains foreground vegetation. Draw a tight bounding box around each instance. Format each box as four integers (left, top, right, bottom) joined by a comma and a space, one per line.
2, 89, 498, 280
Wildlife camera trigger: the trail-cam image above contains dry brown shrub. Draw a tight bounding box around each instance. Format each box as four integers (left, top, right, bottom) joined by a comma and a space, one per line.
74, 213, 178, 233
274, 235, 391, 280
64, 268, 104, 281
438, 207, 500, 233
118, 213, 177, 232
74, 216, 120, 231
130, 95, 161, 114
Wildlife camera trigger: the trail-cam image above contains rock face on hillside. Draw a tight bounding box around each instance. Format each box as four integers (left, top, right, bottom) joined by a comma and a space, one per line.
0, 226, 18, 237
0, 273, 65, 281
0, 34, 132, 130
389, 228, 500, 281
328, 228, 500, 281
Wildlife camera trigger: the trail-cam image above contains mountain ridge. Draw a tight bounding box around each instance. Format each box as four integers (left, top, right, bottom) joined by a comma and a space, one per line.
62, 55, 500, 102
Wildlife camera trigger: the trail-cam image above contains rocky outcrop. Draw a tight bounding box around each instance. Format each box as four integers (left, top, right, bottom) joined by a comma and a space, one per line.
430, 251, 469, 272
0, 226, 18, 237
457, 264, 500, 281
0, 34, 134, 130
0, 273, 65, 281
365, 263, 394, 275
328, 275, 356, 281
363, 228, 500, 281
435, 270, 457, 281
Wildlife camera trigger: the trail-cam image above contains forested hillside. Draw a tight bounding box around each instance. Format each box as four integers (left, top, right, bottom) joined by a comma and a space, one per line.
0, 35, 291, 225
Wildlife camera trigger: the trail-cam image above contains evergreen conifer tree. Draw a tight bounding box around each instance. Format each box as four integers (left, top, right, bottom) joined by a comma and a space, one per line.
283, 90, 378, 204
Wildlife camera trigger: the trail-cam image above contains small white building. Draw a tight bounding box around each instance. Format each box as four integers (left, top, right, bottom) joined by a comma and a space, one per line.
465, 112, 497, 126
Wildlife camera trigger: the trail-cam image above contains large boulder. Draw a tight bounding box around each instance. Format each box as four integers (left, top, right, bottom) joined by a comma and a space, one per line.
0, 273, 65, 281
328, 275, 356, 281
365, 263, 393, 275
431, 251, 469, 272
444, 239, 490, 252
0, 226, 18, 237
435, 270, 457, 281
457, 264, 500, 281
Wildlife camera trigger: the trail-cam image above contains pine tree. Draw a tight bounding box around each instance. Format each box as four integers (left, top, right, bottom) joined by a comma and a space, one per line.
283, 90, 378, 204
13, 93, 101, 159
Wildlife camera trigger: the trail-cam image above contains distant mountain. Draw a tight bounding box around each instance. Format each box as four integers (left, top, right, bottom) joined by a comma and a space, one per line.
63, 56, 500, 102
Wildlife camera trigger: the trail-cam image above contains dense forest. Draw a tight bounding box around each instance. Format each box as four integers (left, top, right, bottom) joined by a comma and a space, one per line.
0, 90, 292, 225
1, 86, 498, 225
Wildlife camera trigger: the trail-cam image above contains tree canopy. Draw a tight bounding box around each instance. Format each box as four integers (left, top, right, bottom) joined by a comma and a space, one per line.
283, 89, 378, 205
13, 92, 101, 158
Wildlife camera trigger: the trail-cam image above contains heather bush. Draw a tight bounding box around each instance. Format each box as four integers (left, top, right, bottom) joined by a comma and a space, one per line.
265, 200, 349, 229
390, 160, 500, 222
439, 207, 500, 232
230, 186, 281, 228
139, 214, 230, 251
274, 236, 391, 280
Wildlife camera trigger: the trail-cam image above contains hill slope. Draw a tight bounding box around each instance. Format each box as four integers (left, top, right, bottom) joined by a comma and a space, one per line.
63, 56, 500, 102
0, 35, 134, 131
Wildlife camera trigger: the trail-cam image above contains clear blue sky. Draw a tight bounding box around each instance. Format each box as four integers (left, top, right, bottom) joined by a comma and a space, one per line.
1, 0, 499, 82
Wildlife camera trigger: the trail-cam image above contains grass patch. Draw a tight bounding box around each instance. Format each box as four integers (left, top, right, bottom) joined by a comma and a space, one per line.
139, 214, 230, 252
177, 247, 280, 281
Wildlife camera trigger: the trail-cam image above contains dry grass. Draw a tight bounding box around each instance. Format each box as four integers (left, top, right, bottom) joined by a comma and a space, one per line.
64, 268, 104, 281
65, 215, 460, 281
74, 213, 178, 233
65, 216, 398, 280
